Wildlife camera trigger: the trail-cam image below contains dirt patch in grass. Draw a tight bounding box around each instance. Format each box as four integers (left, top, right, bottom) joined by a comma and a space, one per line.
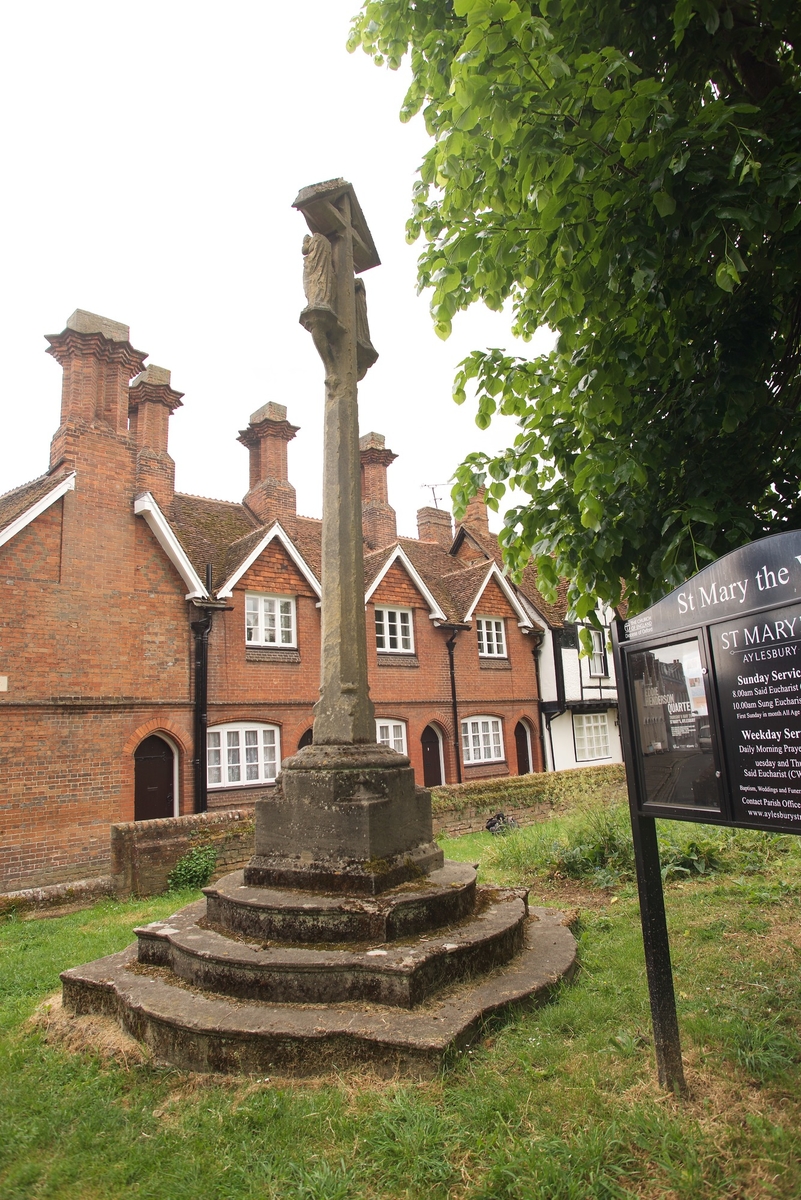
28, 992, 150, 1068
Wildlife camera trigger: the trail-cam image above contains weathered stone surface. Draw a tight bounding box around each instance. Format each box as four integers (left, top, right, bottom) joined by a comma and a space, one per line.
249, 744, 444, 894
61, 907, 576, 1077
133, 887, 525, 1008
205, 863, 477, 944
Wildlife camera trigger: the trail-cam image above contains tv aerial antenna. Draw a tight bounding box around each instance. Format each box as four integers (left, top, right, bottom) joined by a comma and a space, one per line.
421, 483, 449, 509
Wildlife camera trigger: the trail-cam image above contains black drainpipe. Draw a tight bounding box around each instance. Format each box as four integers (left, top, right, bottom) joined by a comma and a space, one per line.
190, 564, 214, 814
445, 628, 463, 784
544, 627, 568, 772
530, 633, 548, 772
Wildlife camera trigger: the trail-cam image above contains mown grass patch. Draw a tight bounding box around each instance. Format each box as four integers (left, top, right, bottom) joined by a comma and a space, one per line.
3, 816, 801, 1199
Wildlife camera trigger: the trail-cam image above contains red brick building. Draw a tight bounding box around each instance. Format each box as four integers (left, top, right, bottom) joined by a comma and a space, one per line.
0, 311, 549, 893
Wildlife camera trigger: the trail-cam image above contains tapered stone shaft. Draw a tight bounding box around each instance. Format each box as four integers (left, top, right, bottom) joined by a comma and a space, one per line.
315, 193, 373, 744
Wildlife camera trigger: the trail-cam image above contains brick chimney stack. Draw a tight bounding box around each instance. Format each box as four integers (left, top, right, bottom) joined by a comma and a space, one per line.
129, 365, 184, 510
462, 487, 491, 540
239, 402, 299, 532
359, 432, 398, 550
417, 506, 453, 549
45, 309, 147, 472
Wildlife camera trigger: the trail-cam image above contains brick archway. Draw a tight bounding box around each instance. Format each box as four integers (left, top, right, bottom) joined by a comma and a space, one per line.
121, 719, 191, 822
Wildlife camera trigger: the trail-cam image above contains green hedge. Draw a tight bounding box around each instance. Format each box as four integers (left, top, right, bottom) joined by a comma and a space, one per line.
431, 764, 627, 816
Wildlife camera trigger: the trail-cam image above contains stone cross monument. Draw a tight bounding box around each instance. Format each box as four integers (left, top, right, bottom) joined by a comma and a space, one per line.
243, 180, 443, 895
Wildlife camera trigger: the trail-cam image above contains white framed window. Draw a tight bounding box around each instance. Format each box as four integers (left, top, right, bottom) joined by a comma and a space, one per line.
476, 617, 506, 657
207, 722, 280, 788
461, 716, 505, 764
588, 628, 608, 677
374, 606, 414, 653
574, 712, 611, 761
245, 593, 296, 647
376, 718, 407, 755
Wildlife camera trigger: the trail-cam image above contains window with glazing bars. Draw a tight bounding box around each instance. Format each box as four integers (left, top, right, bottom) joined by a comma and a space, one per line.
245, 594, 296, 646
476, 617, 506, 657
461, 716, 504, 763
374, 607, 413, 652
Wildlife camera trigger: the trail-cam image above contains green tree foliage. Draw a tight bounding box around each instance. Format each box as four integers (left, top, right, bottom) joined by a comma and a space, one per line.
349, 1, 801, 615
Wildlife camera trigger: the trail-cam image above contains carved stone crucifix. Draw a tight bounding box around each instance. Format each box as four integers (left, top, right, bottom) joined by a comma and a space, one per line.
292, 179, 380, 746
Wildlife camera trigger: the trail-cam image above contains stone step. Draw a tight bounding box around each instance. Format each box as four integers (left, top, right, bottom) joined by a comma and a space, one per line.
133, 888, 526, 1008
203, 863, 477, 945
61, 907, 577, 1077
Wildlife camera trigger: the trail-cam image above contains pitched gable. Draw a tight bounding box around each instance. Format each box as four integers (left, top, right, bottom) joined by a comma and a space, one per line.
238, 537, 318, 598
0, 470, 75, 552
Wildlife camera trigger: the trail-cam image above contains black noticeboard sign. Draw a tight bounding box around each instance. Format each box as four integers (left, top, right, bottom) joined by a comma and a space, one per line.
611, 530, 801, 1094
615, 529, 801, 833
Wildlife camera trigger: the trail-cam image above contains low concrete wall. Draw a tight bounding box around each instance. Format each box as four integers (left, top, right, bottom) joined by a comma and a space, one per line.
111, 809, 256, 898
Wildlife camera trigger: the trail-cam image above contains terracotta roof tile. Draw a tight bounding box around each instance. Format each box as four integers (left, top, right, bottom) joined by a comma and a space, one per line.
0, 470, 74, 542
168, 493, 259, 588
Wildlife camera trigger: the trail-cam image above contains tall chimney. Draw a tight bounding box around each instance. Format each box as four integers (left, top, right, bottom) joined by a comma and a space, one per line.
417, 506, 453, 548
45, 309, 147, 471
359, 432, 397, 550
129, 365, 184, 510
238, 402, 299, 532
462, 486, 490, 539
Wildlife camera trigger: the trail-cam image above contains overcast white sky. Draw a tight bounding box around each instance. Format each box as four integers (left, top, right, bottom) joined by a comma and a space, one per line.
0, 1, 552, 537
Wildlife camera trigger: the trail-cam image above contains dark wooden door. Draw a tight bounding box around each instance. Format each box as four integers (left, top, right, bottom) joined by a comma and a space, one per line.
515, 721, 531, 775
134, 735, 174, 821
421, 725, 443, 787
298, 728, 314, 749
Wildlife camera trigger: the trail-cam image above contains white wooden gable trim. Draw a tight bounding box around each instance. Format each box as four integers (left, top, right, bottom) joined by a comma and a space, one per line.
134, 492, 209, 600
364, 545, 447, 622
0, 471, 76, 551
216, 522, 321, 599
463, 562, 534, 630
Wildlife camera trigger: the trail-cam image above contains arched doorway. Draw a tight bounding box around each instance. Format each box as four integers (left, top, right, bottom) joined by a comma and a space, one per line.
134, 735, 175, 821
421, 725, 444, 787
514, 721, 532, 775
298, 727, 313, 750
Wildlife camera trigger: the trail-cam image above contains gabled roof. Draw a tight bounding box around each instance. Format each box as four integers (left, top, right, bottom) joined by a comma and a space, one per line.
463, 561, 536, 630
216, 522, 321, 599
134, 493, 208, 600
363, 544, 447, 622
169, 492, 260, 590
0, 470, 76, 551
451, 522, 570, 629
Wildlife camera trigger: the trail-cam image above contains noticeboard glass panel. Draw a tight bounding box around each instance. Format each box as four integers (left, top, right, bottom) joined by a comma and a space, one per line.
709, 603, 801, 831
627, 636, 721, 812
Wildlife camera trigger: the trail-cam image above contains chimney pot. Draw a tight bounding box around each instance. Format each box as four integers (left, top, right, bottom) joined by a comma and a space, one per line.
417, 506, 453, 548
45, 309, 147, 470
239, 403, 299, 531
128, 364, 183, 509
462, 487, 491, 539
360, 432, 397, 550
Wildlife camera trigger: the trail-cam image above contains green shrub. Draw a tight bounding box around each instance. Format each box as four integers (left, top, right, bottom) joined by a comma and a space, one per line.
167, 843, 217, 891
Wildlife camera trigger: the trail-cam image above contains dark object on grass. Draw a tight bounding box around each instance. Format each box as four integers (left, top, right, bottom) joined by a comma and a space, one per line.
486, 813, 518, 836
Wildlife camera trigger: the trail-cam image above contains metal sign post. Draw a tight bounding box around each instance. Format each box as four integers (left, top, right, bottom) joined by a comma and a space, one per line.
613, 529, 801, 1092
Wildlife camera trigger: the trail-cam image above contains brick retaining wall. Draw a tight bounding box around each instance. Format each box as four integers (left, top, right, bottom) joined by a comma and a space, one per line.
111, 808, 256, 898
433, 800, 552, 838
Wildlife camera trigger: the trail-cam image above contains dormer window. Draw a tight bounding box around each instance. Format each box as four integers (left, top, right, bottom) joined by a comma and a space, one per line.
476, 617, 506, 657
375, 606, 414, 653
245, 593, 296, 647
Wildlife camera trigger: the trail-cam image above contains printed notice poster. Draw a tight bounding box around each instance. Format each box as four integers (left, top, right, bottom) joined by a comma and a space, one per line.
711, 601, 801, 830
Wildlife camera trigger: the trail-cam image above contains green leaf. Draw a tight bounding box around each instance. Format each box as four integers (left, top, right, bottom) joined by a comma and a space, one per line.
653, 191, 676, 217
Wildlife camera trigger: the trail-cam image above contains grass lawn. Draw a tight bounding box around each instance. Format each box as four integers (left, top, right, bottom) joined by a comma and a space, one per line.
2, 806, 801, 1199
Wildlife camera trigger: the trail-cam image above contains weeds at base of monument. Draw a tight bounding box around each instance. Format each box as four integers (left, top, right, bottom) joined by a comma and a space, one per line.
167, 844, 217, 891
